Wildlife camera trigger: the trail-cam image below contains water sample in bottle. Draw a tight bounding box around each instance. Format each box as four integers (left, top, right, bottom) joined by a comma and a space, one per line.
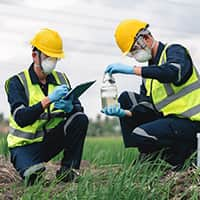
100, 73, 118, 109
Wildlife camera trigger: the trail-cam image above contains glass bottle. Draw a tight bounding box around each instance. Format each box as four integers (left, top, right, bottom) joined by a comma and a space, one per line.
100, 73, 118, 109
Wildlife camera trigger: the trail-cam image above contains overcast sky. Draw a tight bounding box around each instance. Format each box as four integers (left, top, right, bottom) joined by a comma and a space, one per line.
0, 0, 200, 119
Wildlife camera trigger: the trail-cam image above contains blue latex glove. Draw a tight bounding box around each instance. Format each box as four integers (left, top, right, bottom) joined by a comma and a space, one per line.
101, 104, 126, 118
105, 63, 134, 75
54, 98, 74, 113
48, 84, 68, 103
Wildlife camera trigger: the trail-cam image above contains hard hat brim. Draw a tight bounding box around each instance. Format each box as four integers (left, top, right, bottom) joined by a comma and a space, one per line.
43, 50, 65, 58
122, 50, 129, 56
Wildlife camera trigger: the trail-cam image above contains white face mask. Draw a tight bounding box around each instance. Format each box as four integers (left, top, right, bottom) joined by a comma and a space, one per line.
127, 38, 156, 63
41, 57, 57, 75
133, 48, 152, 63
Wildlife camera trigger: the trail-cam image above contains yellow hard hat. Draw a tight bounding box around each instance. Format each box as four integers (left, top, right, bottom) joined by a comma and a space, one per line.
114, 19, 148, 55
30, 28, 64, 58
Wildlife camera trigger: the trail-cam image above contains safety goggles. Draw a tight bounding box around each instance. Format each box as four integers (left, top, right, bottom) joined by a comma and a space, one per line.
126, 38, 142, 57
126, 35, 147, 57
126, 27, 151, 57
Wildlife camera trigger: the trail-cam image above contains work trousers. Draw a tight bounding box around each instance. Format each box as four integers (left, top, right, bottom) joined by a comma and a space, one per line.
10, 112, 88, 178
118, 91, 200, 166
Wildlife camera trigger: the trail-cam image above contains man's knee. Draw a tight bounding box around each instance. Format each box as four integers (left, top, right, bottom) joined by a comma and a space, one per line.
130, 127, 159, 151
77, 113, 89, 127
64, 112, 89, 135
118, 91, 138, 110
118, 91, 130, 105
132, 127, 176, 153
72, 113, 89, 130
133, 127, 158, 141
121, 126, 157, 148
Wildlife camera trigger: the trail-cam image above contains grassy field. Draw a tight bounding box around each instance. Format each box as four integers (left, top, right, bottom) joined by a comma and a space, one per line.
53, 137, 138, 166
0, 134, 200, 199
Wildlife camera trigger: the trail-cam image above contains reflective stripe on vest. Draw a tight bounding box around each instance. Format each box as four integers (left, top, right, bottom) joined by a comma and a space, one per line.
145, 44, 200, 120
9, 127, 44, 139
9, 126, 57, 139
156, 76, 200, 111
18, 72, 29, 101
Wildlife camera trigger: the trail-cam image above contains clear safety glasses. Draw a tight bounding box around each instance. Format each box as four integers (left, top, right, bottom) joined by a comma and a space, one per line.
126, 42, 141, 57
126, 35, 147, 57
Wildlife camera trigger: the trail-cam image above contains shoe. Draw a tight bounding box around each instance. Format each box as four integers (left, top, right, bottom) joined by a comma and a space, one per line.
24, 167, 45, 186
56, 167, 80, 182
171, 164, 184, 172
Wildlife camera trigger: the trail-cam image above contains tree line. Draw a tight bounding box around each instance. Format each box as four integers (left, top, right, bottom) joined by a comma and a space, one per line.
0, 112, 121, 136
87, 114, 121, 136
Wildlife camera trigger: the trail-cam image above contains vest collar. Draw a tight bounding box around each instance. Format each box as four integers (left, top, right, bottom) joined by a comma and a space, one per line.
149, 42, 165, 65
29, 63, 58, 85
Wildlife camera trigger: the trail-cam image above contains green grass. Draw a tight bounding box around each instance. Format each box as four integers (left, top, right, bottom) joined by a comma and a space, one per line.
0, 133, 9, 157
85, 137, 138, 166
0, 135, 199, 199
53, 137, 138, 166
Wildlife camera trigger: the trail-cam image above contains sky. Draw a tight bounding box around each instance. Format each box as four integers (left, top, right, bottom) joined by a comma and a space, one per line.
0, 0, 200, 119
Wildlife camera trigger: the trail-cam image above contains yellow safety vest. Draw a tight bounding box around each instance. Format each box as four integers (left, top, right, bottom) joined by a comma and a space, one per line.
5, 69, 70, 148
145, 44, 200, 121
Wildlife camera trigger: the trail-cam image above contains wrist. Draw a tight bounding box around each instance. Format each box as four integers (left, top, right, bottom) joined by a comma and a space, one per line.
41, 97, 51, 109
124, 110, 132, 117
134, 66, 142, 75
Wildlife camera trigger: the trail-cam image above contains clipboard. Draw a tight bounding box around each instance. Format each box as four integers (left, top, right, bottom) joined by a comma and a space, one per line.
64, 80, 96, 100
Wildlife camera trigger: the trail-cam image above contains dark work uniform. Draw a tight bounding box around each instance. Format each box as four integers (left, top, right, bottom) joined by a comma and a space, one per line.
7, 64, 88, 178
118, 42, 200, 167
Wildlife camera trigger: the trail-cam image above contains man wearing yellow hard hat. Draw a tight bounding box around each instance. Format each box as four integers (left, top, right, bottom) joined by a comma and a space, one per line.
5, 28, 88, 185
102, 19, 200, 170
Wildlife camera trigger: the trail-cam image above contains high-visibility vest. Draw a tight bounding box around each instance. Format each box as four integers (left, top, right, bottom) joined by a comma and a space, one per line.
145, 44, 200, 121
5, 69, 70, 148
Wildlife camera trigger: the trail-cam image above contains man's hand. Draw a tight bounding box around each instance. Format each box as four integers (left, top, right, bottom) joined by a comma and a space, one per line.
101, 104, 126, 118
48, 84, 68, 103
105, 63, 135, 75
54, 98, 74, 113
